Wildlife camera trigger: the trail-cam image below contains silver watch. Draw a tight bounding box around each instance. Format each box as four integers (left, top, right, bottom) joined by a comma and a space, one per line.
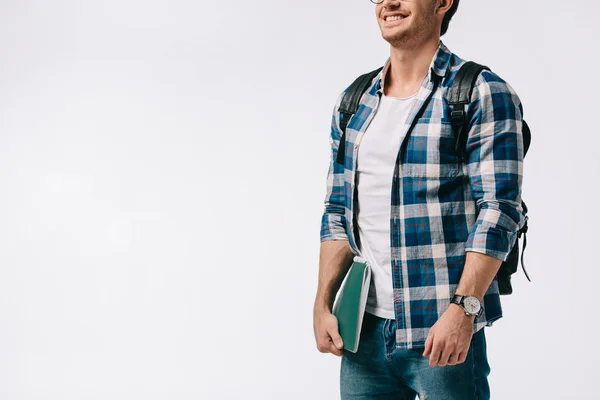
450, 294, 483, 317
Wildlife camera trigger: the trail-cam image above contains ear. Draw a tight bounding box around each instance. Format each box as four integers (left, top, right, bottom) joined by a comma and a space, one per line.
436, 0, 454, 15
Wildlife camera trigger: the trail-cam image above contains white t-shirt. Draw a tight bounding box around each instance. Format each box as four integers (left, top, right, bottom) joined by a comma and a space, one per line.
355, 92, 417, 320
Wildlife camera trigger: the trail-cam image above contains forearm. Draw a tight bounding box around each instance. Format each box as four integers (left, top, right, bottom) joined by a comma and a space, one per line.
455, 251, 502, 300
314, 239, 354, 313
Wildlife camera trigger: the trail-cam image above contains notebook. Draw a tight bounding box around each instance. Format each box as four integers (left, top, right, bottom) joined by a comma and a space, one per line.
332, 255, 371, 353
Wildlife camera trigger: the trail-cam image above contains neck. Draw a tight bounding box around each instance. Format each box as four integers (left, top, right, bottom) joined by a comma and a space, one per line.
383, 37, 440, 98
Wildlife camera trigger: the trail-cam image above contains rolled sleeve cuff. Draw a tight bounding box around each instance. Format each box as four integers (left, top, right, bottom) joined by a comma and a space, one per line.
464, 208, 520, 262
319, 213, 348, 242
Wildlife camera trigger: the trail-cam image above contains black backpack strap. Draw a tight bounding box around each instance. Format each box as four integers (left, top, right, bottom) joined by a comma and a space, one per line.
446, 61, 490, 162
335, 66, 384, 166
519, 201, 532, 282
447, 61, 532, 160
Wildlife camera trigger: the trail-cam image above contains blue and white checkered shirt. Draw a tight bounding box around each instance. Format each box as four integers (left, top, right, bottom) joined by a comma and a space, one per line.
320, 40, 527, 349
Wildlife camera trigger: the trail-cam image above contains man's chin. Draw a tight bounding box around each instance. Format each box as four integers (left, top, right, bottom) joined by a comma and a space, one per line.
381, 24, 409, 36
381, 31, 409, 43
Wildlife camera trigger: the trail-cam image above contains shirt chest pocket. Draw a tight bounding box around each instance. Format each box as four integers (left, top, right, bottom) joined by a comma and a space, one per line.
401, 118, 461, 179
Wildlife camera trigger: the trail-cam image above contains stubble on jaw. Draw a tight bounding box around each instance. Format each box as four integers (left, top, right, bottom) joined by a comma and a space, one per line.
380, 1, 438, 49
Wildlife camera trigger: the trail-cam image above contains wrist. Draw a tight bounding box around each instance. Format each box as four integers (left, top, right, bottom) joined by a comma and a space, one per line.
449, 303, 476, 319
313, 300, 332, 315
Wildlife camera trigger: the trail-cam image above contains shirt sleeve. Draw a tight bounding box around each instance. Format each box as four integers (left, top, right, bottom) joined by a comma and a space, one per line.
463, 70, 527, 262
319, 90, 350, 242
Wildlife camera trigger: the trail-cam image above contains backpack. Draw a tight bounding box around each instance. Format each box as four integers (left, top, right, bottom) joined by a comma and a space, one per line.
334, 61, 531, 295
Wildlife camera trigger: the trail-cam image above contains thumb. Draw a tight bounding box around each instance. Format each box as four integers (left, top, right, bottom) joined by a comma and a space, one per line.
422, 332, 433, 356
327, 323, 344, 349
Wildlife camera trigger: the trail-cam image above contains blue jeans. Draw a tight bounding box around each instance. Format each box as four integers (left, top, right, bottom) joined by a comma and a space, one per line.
340, 311, 491, 400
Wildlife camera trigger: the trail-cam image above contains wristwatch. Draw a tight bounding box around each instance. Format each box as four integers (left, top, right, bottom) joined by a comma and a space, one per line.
450, 294, 484, 317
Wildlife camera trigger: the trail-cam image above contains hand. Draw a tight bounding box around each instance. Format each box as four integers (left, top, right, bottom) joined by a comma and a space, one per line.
422, 304, 475, 367
313, 309, 344, 357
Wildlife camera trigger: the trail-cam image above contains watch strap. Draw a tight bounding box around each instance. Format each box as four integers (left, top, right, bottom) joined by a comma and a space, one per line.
450, 294, 464, 306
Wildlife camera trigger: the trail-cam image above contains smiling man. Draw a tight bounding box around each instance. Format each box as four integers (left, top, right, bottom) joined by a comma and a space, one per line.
312, 0, 527, 399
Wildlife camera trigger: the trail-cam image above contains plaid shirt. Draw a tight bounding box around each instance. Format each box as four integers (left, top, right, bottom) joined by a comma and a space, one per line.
320, 40, 526, 349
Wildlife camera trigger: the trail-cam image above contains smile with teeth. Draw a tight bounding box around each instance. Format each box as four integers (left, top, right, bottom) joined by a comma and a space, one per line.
386, 15, 406, 21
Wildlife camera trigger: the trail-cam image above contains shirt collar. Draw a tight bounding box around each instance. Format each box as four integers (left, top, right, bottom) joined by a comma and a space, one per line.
376, 40, 453, 94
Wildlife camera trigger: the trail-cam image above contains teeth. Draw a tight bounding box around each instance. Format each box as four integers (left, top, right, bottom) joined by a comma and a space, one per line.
387, 15, 404, 21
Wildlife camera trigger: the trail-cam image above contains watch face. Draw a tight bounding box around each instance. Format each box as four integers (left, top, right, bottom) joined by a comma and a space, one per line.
463, 296, 481, 314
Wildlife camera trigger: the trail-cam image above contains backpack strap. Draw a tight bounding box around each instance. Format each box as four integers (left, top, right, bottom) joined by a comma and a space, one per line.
447, 61, 532, 159
446, 61, 491, 163
519, 201, 532, 282
335, 66, 384, 166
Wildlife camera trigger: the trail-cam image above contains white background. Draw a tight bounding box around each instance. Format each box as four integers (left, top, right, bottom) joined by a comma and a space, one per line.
0, 0, 598, 399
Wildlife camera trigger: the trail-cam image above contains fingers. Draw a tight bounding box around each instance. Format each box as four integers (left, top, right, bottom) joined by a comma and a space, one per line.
431, 344, 467, 367
325, 321, 344, 356
446, 351, 459, 366
428, 340, 442, 368
327, 324, 344, 350
315, 312, 344, 357
453, 351, 467, 365
328, 338, 344, 357
316, 332, 342, 354
437, 347, 453, 366
423, 329, 472, 367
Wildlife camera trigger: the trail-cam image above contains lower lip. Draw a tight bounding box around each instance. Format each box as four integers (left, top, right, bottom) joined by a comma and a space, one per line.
383, 16, 408, 27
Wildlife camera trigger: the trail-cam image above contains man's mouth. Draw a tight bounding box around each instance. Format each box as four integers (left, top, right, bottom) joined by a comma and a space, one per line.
383, 12, 409, 22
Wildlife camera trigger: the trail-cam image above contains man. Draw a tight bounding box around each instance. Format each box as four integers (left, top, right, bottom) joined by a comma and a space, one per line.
312, 0, 526, 398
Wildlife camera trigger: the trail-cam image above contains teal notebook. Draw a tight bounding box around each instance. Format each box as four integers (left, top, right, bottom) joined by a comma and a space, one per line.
332, 256, 371, 353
